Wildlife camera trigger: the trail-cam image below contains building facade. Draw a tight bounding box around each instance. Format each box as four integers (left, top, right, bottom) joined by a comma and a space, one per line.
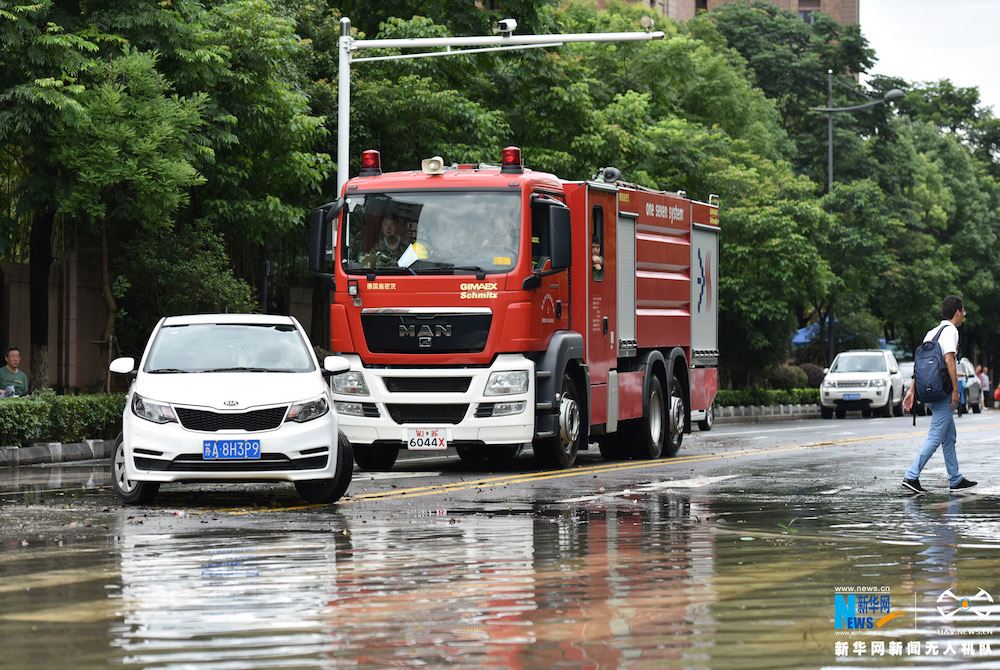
613, 0, 859, 25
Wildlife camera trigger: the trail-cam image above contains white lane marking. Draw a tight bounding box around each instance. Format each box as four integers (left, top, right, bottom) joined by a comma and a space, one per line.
818, 486, 853, 495
556, 475, 740, 503
359, 471, 443, 480
710, 425, 827, 438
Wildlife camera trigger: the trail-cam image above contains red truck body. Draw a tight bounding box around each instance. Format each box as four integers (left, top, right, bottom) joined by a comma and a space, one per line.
312, 150, 718, 469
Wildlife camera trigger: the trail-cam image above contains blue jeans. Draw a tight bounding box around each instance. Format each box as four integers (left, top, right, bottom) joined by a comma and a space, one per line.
905, 398, 964, 486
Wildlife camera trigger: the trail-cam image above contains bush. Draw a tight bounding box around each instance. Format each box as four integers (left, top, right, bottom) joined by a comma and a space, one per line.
715, 388, 820, 407
799, 363, 825, 388
762, 365, 809, 390
0, 393, 125, 447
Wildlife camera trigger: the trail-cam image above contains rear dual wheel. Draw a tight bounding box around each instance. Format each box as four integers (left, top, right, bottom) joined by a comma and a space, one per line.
598, 370, 684, 462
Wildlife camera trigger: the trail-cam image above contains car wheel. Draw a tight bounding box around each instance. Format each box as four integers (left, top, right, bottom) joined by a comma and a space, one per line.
893, 397, 904, 417
295, 433, 354, 504
835, 409, 846, 419
533, 373, 584, 469
353, 443, 399, 471
111, 433, 159, 505
821, 406, 833, 420
457, 444, 522, 467
697, 404, 715, 432
880, 391, 893, 418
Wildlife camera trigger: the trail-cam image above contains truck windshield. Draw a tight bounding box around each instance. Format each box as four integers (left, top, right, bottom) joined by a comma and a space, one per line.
341, 191, 521, 275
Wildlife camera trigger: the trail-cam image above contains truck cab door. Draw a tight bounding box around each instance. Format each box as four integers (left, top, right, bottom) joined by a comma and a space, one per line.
587, 185, 617, 424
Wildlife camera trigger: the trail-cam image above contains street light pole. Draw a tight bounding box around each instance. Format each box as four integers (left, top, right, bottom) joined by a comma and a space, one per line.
811, 78, 906, 363
336, 17, 665, 193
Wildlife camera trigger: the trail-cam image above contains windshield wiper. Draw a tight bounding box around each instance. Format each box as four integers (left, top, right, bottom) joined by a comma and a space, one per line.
147, 368, 190, 374
200, 367, 272, 373
414, 265, 489, 279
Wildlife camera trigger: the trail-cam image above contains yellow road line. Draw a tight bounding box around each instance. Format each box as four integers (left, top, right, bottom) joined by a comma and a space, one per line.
218, 421, 1000, 514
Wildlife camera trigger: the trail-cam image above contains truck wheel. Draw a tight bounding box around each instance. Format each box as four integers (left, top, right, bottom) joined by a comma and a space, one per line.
353, 443, 399, 471
533, 373, 583, 469
295, 433, 353, 503
457, 444, 522, 468
697, 405, 715, 431
662, 370, 685, 457
821, 406, 833, 419
597, 437, 628, 461
628, 375, 666, 460
111, 433, 160, 505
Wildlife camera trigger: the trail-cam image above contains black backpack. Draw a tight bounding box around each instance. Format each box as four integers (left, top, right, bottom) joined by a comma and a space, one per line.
914, 325, 953, 405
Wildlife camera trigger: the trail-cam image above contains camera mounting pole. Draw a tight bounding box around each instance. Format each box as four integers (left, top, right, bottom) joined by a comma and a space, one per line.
337, 17, 664, 192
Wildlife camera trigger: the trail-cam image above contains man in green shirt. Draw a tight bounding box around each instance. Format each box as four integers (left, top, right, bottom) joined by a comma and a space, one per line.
0, 347, 28, 397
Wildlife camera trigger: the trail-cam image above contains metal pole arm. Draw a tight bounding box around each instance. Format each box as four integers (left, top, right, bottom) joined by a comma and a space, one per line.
351, 31, 664, 51
811, 99, 891, 114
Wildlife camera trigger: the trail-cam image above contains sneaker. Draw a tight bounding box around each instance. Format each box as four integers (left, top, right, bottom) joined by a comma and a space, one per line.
950, 478, 978, 492
902, 478, 927, 494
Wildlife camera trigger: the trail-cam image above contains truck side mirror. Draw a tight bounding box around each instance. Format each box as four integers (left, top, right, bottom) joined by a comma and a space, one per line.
307, 199, 344, 274
548, 206, 572, 270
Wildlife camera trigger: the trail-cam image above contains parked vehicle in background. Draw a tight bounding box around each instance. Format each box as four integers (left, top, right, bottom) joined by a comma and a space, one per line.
109, 314, 355, 505
820, 350, 904, 419
957, 357, 982, 415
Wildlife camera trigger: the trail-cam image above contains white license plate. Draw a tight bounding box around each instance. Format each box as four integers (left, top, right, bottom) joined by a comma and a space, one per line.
843, 393, 861, 401
406, 428, 448, 450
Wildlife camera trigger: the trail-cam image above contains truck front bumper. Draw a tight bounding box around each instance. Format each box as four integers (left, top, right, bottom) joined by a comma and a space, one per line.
331, 354, 535, 448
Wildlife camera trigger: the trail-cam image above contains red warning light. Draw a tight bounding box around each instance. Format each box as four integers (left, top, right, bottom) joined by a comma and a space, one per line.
501, 146, 523, 174
360, 149, 381, 176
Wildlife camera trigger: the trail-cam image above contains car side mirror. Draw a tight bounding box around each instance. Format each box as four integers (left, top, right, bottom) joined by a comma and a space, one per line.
110, 357, 136, 374
323, 355, 351, 375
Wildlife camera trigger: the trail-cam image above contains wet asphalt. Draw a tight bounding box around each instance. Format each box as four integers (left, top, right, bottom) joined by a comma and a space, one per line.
3, 411, 1000, 669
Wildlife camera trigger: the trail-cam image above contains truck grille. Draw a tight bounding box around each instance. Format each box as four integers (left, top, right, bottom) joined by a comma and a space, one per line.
362, 313, 491, 354
383, 377, 471, 393
386, 404, 468, 425
175, 406, 288, 432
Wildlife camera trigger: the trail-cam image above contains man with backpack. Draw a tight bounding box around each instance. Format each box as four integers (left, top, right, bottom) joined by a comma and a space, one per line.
901, 295, 978, 494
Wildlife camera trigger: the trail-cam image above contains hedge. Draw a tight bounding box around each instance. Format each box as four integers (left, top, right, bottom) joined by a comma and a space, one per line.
715, 388, 820, 407
0, 393, 125, 447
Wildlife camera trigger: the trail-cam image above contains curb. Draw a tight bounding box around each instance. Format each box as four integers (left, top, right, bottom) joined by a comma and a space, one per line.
714, 403, 821, 424
0, 439, 112, 467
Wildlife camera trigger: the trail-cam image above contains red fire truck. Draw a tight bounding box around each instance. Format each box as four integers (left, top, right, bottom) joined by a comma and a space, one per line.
308, 147, 718, 470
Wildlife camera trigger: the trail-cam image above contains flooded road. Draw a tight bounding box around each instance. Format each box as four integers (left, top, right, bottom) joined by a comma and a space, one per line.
3, 414, 1000, 669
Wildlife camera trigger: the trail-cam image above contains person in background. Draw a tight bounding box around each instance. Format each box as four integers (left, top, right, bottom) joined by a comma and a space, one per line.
979, 365, 991, 409
0, 347, 28, 397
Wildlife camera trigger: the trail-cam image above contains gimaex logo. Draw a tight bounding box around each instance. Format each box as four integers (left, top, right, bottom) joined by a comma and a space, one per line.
835, 591, 902, 630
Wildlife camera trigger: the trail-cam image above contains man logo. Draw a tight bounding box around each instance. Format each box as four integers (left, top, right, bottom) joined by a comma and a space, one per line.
398, 324, 452, 338
937, 589, 993, 619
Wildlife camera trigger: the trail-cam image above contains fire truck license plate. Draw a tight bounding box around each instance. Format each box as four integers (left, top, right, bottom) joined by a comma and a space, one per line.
407, 428, 448, 450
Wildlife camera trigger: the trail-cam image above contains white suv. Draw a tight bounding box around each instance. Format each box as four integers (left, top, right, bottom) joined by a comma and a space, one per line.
820, 350, 904, 419
109, 314, 354, 505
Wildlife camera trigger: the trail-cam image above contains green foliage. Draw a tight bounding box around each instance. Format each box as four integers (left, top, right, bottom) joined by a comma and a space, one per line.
715, 388, 820, 407
762, 365, 809, 390
0, 393, 124, 446
798, 363, 825, 388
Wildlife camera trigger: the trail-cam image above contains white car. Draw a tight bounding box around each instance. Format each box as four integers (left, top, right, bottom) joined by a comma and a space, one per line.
109, 314, 354, 505
820, 349, 905, 419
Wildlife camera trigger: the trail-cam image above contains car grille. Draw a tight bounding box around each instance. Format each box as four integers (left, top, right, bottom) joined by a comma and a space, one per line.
175, 406, 288, 432
835, 380, 869, 388
386, 404, 468, 425
383, 377, 472, 393
134, 453, 328, 472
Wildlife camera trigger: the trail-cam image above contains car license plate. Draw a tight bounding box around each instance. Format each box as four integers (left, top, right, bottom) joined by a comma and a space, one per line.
203, 440, 261, 460
406, 428, 448, 450
843, 393, 861, 401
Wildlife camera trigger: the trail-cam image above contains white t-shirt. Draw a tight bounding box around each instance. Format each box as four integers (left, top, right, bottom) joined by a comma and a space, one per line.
923, 320, 959, 357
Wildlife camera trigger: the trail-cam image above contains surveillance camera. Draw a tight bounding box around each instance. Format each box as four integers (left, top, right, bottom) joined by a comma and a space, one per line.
495, 18, 517, 35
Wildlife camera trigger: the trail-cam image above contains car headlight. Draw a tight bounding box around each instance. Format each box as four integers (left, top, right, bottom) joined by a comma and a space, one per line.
485, 370, 529, 396
132, 394, 177, 424
869, 379, 887, 387
331, 371, 369, 396
287, 397, 329, 423
822, 379, 834, 389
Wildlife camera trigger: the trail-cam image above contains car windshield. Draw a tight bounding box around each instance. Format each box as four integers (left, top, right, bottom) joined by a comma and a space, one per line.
144, 324, 315, 373
830, 354, 886, 373
341, 191, 521, 275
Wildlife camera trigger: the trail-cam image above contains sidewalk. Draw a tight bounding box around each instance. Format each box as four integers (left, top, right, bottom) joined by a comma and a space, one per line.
715, 403, 821, 424
0, 439, 112, 467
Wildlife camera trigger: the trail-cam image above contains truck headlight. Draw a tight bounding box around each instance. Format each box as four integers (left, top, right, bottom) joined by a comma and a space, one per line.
287, 397, 329, 423
132, 394, 178, 424
869, 379, 887, 387
485, 370, 529, 396
332, 371, 369, 396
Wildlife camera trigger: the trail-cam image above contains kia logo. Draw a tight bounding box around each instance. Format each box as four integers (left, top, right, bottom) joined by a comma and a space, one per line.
223, 400, 239, 407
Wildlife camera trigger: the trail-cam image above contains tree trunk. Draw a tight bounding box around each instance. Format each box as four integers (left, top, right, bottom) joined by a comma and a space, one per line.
29, 208, 54, 391
100, 220, 117, 392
